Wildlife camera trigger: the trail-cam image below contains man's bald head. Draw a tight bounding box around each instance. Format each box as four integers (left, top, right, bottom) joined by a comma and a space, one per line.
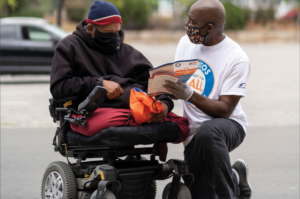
188, 0, 225, 28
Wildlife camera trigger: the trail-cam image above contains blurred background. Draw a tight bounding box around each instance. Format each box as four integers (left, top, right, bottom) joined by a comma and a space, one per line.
0, 0, 299, 199
1, 0, 299, 38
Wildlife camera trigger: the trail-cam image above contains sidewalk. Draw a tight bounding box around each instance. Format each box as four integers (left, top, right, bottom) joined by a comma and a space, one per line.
124, 30, 299, 43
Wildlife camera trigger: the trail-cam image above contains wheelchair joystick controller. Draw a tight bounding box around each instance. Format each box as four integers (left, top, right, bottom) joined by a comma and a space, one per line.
55, 86, 108, 127
78, 86, 107, 116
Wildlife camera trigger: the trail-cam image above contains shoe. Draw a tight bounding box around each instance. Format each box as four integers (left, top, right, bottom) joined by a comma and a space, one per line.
232, 159, 252, 199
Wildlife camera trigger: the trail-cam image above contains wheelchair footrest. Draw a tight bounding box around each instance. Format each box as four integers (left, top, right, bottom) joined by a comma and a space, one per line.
119, 171, 155, 199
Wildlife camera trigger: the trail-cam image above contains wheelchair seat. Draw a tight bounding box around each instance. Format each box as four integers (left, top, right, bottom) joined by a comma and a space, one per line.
50, 86, 183, 160
67, 121, 180, 148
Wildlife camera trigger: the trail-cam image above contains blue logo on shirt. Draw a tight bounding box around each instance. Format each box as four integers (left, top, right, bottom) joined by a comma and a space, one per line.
198, 60, 215, 97
238, 83, 246, 89
186, 60, 215, 104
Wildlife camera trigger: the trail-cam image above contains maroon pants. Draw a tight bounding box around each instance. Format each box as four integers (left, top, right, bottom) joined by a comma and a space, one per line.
70, 108, 189, 161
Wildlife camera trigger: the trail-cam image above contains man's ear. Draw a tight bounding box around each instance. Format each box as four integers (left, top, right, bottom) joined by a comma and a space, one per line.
207, 24, 213, 33
86, 23, 94, 37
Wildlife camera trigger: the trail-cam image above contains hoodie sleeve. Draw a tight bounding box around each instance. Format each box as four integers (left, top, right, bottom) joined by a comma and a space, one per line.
50, 45, 99, 100
156, 95, 174, 112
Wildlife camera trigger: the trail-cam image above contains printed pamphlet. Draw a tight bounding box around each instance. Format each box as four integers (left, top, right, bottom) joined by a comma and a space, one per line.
148, 59, 198, 95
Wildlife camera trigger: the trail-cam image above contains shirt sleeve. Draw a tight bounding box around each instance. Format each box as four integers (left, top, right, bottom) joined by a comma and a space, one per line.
220, 61, 251, 97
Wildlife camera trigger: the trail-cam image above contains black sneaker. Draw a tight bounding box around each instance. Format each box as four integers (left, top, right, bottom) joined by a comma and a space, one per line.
232, 159, 252, 199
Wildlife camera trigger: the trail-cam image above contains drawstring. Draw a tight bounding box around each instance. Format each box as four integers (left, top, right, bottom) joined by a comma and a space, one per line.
152, 99, 159, 112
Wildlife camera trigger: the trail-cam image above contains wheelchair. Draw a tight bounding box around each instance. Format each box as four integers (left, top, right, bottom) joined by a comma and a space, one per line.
41, 86, 194, 199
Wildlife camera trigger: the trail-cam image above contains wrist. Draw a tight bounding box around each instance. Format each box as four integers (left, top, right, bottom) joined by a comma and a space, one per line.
158, 100, 169, 113
103, 79, 109, 87
162, 102, 168, 112
184, 87, 194, 101
97, 77, 104, 87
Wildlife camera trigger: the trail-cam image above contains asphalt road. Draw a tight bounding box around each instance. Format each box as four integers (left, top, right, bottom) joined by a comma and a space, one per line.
1, 42, 299, 198
1, 126, 298, 199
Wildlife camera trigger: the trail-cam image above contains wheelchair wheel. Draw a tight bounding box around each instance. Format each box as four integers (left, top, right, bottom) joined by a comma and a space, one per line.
162, 182, 191, 199
148, 180, 157, 199
90, 189, 116, 199
41, 161, 77, 199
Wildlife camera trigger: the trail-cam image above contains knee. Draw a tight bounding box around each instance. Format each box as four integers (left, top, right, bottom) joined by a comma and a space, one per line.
194, 122, 219, 148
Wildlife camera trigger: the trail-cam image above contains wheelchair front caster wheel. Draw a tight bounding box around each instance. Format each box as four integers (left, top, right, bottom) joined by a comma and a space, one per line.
41, 161, 77, 199
90, 189, 116, 199
162, 182, 191, 199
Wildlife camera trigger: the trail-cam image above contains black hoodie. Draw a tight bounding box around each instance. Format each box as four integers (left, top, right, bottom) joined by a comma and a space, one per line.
50, 20, 173, 111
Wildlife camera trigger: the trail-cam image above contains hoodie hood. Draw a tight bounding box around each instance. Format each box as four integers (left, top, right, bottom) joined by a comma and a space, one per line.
73, 20, 125, 51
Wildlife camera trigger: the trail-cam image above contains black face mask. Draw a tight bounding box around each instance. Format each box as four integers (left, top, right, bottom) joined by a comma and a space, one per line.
91, 25, 121, 54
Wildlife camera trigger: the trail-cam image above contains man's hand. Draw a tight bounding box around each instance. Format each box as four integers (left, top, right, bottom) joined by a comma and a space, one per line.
103, 80, 123, 99
163, 80, 193, 101
148, 100, 168, 123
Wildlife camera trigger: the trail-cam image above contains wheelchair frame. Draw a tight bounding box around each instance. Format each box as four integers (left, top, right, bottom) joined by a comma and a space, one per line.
44, 86, 193, 199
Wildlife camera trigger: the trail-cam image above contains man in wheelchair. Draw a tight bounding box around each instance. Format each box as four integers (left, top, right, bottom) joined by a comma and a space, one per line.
43, 1, 193, 199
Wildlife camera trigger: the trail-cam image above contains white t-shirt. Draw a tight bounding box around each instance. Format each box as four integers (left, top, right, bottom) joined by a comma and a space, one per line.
175, 35, 251, 147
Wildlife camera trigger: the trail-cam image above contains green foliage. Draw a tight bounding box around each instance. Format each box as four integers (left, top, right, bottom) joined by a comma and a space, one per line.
0, 0, 17, 10
222, 2, 246, 30
284, 0, 300, 3
242, 7, 252, 22
254, 7, 275, 24
178, 1, 247, 30
105, 0, 159, 29
1, 0, 55, 18
65, 1, 87, 23
10, 9, 44, 18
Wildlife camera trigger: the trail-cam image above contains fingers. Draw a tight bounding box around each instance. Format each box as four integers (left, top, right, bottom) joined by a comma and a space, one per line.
148, 115, 164, 123
163, 84, 177, 95
170, 95, 179, 100
164, 80, 178, 88
177, 81, 183, 85
113, 85, 122, 98
148, 112, 166, 123
107, 88, 120, 99
104, 81, 123, 99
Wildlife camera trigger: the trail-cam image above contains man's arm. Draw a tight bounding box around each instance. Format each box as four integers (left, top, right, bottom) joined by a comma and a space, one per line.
188, 93, 241, 118
50, 45, 122, 100
50, 45, 98, 100
163, 61, 250, 118
163, 80, 241, 118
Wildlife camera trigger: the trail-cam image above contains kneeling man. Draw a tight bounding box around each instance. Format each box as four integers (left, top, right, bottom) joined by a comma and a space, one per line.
164, 0, 252, 198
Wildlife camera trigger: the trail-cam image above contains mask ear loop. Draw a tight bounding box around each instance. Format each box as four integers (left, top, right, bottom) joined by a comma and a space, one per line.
199, 23, 212, 44
200, 31, 210, 44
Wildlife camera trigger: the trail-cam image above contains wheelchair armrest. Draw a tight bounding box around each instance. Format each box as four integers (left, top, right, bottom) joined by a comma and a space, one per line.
78, 86, 107, 115
49, 96, 77, 123
51, 96, 77, 103
49, 86, 107, 122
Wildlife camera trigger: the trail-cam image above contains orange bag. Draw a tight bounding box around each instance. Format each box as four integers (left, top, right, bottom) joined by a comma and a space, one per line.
130, 87, 164, 124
